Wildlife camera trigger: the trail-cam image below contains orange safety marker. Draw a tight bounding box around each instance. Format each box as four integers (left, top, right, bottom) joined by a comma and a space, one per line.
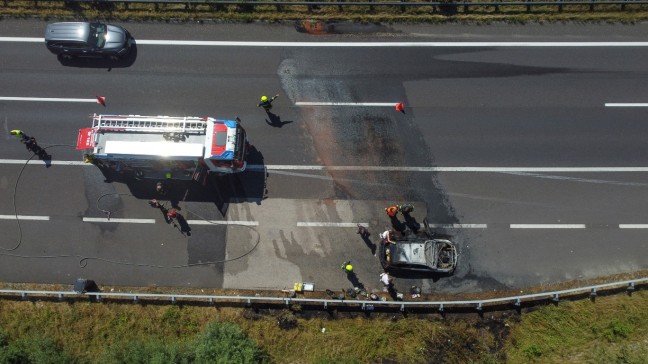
96, 96, 106, 106
395, 102, 404, 112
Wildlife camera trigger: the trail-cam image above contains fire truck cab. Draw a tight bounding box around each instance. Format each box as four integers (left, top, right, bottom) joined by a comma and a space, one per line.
77, 114, 248, 181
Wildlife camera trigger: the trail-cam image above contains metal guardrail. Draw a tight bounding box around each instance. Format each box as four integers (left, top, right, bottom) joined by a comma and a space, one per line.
25, 0, 648, 11
1, 277, 645, 312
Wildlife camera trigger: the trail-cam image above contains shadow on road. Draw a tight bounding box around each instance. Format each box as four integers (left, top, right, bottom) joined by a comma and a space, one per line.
57, 43, 138, 69
91, 144, 267, 217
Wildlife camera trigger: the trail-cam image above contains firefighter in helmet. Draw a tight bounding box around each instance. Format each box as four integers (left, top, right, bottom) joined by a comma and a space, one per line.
258, 94, 279, 112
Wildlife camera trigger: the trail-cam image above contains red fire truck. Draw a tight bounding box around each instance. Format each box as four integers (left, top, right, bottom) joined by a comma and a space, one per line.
76, 114, 248, 182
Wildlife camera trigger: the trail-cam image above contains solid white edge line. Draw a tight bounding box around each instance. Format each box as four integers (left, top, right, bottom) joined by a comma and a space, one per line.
3, 38, 648, 47
0, 97, 96, 103
605, 103, 648, 107
0, 37, 43, 42
0, 215, 50, 221
618, 224, 648, 229
0, 160, 88, 165
262, 166, 648, 172
4, 160, 648, 172
186, 220, 259, 226
82, 217, 155, 224
297, 222, 368, 227
427, 224, 487, 228
510, 224, 586, 229
128, 41, 648, 47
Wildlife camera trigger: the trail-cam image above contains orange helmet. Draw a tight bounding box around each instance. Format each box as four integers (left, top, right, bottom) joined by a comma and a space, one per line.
385, 206, 398, 217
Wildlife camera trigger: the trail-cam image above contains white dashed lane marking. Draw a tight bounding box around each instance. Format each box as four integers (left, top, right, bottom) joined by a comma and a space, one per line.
0, 215, 643, 229
510, 224, 587, 229
619, 224, 648, 229
427, 224, 488, 229
187, 220, 259, 226
0, 215, 49, 221
297, 222, 369, 227
0, 97, 97, 103
82, 217, 156, 224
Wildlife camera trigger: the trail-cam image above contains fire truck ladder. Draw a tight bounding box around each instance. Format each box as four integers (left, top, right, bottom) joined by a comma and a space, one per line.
92, 114, 207, 134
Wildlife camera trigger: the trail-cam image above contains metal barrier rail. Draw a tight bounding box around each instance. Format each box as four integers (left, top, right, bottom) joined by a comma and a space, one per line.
23, 0, 648, 10
1, 277, 645, 312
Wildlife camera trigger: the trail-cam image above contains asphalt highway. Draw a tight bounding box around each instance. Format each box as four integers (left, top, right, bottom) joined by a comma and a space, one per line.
1, 20, 647, 294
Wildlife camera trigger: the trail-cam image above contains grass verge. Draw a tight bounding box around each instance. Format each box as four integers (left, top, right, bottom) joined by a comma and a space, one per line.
3, 1, 648, 23
0, 289, 646, 362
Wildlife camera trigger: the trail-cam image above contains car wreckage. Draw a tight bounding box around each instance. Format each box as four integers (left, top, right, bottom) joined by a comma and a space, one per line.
379, 219, 458, 274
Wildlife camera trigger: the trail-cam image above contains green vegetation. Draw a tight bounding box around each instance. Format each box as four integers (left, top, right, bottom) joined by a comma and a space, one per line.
506, 291, 648, 363
2, 0, 648, 23
0, 289, 645, 363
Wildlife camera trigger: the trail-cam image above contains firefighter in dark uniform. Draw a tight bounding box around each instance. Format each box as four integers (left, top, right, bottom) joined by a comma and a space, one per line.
258, 94, 279, 112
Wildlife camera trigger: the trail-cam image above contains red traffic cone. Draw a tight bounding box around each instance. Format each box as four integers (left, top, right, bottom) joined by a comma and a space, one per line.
395, 102, 404, 112
96, 96, 106, 106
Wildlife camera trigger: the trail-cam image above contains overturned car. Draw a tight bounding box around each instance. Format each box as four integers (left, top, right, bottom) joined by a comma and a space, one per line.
379, 220, 458, 274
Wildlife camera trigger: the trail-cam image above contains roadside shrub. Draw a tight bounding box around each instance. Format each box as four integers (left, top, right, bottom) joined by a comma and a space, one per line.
192, 321, 266, 363
100, 340, 189, 364
276, 310, 298, 330
0, 336, 72, 364
603, 320, 633, 342
522, 343, 543, 359
0, 326, 7, 347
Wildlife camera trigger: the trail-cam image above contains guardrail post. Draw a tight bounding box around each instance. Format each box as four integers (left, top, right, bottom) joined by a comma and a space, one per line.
627, 282, 635, 295
208, 297, 214, 305
476, 302, 483, 312
323, 301, 327, 309
400, 303, 405, 311
514, 298, 521, 307
133, 295, 139, 303
58, 293, 64, 301
171, 296, 176, 304
21, 292, 27, 300
338, 0, 344, 12
94, 294, 102, 303
558, 0, 563, 12
552, 293, 560, 303
590, 288, 597, 297
526, 0, 531, 12
438, 303, 444, 313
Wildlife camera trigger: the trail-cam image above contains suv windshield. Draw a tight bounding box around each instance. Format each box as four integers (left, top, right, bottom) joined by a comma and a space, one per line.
88, 23, 107, 48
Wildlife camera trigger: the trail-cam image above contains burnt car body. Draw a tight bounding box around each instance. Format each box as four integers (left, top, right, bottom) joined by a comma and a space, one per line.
379, 220, 458, 274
